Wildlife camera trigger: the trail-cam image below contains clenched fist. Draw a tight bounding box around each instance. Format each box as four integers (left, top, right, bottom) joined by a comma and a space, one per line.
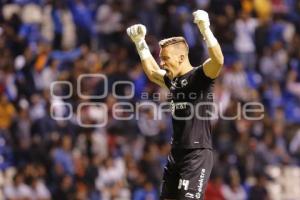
126, 24, 147, 44
126, 24, 151, 60
193, 10, 210, 33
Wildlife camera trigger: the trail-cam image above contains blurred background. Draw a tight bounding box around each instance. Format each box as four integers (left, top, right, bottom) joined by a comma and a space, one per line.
0, 0, 300, 199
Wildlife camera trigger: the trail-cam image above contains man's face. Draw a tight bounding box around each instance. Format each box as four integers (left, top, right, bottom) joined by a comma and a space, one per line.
159, 46, 181, 80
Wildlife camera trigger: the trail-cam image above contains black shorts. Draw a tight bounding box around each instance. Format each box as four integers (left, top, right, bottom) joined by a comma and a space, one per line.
160, 148, 213, 200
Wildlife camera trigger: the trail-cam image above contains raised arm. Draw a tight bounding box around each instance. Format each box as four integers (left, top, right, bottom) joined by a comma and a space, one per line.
127, 24, 166, 88
193, 10, 224, 79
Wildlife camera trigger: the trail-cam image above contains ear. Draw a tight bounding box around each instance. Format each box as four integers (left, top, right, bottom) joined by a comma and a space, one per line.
178, 54, 185, 64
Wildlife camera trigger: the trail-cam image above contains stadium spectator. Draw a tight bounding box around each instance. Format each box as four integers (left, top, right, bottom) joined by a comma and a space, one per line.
248, 173, 270, 200
221, 169, 247, 200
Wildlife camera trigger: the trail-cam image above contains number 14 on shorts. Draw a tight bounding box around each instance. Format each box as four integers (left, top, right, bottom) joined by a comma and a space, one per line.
178, 179, 189, 190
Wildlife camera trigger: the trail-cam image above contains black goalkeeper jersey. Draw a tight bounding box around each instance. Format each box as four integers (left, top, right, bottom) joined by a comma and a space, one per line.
163, 65, 215, 149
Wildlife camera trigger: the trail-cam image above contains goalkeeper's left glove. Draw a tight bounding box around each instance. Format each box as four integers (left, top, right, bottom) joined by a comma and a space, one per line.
193, 10, 218, 47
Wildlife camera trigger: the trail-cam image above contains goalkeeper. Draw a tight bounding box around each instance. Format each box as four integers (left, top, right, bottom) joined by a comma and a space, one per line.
127, 10, 224, 200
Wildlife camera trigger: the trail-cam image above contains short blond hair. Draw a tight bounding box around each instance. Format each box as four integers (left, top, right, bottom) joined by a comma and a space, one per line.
159, 37, 188, 49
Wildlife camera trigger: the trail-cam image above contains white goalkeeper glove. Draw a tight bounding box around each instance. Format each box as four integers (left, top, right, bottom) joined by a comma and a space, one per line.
193, 10, 218, 47
193, 10, 210, 33
127, 24, 151, 60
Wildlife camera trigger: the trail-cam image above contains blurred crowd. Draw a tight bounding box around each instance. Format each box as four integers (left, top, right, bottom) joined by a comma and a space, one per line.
0, 0, 300, 199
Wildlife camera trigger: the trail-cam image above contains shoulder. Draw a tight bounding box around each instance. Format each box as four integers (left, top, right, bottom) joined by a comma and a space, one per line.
184, 65, 215, 91
193, 65, 215, 82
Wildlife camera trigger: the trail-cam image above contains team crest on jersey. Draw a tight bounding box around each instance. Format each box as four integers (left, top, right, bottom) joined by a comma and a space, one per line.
181, 79, 188, 87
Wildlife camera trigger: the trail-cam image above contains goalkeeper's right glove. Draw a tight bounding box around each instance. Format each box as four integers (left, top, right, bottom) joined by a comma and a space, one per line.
127, 24, 151, 60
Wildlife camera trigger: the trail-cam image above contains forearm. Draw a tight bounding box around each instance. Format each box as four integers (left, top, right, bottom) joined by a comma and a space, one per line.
141, 57, 160, 79
141, 56, 167, 88
201, 28, 224, 65
140, 57, 166, 88
134, 40, 161, 78
207, 44, 224, 66
202, 34, 224, 78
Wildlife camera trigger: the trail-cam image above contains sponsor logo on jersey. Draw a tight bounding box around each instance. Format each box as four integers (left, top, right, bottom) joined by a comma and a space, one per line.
170, 101, 189, 116
196, 168, 206, 199
181, 79, 188, 87
185, 192, 194, 199
175, 102, 188, 110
